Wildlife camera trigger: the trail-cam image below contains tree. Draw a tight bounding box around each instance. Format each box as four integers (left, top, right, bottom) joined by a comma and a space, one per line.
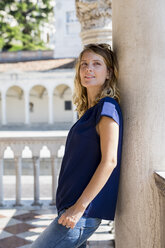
0, 0, 54, 51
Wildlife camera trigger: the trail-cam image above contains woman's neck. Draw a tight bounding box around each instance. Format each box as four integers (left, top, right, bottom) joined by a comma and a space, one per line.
87, 88, 100, 109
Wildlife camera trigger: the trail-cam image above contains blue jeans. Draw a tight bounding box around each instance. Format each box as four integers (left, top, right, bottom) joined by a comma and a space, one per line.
31, 210, 101, 248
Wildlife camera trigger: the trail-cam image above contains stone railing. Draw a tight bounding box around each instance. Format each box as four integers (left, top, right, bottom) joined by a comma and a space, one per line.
154, 171, 165, 245
0, 131, 68, 207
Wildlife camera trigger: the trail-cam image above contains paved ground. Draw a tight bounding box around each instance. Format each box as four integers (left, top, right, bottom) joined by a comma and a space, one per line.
0, 204, 115, 248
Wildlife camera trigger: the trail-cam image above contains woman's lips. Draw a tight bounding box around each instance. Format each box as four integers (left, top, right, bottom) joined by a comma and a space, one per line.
84, 75, 95, 79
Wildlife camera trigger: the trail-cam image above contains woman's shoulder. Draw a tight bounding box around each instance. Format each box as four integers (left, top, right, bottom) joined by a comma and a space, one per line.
99, 96, 121, 109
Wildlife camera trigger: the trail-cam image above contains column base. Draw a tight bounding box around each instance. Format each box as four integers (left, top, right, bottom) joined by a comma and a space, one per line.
13, 203, 23, 207
31, 202, 43, 207
0, 203, 5, 207
49, 201, 56, 206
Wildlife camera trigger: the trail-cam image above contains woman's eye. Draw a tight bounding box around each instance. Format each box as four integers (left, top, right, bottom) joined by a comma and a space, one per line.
94, 62, 101, 66
80, 63, 87, 67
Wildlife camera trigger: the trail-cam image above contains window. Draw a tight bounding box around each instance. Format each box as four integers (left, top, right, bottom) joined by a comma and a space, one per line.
65, 101, 72, 110
66, 11, 79, 35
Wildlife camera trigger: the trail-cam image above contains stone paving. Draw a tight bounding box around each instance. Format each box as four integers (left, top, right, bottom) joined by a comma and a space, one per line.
0, 204, 115, 248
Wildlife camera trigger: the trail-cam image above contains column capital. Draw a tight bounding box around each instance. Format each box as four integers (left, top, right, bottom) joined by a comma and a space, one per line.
75, 0, 112, 45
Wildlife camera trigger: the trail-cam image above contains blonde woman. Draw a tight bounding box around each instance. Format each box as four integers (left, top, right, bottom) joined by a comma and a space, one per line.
31, 43, 123, 248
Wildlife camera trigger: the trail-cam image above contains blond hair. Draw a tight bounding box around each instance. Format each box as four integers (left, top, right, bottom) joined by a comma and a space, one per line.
73, 43, 120, 118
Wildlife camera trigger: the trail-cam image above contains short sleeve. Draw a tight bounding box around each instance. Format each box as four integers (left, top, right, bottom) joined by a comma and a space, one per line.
96, 99, 120, 126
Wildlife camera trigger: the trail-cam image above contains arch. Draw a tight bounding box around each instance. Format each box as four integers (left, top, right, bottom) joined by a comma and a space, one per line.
29, 83, 49, 94
40, 146, 51, 158
57, 145, 65, 158
6, 86, 25, 124
22, 146, 32, 158
53, 84, 73, 125
29, 85, 48, 123
4, 146, 14, 159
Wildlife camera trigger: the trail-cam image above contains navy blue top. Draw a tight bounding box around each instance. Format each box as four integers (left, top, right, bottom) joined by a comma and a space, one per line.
56, 97, 123, 220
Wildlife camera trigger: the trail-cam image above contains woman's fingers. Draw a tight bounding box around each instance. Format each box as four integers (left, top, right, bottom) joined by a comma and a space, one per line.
58, 214, 76, 229
58, 214, 67, 225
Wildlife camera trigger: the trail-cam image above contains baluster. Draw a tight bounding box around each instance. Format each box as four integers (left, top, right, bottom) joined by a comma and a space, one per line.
32, 156, 42, 206
50, 156, 57, 205
0, 158, 4, 206
14, 156, 22, 206
50, 156, 62, 205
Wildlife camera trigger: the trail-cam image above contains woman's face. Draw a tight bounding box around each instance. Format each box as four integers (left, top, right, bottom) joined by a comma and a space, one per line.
79, 51, 109, 90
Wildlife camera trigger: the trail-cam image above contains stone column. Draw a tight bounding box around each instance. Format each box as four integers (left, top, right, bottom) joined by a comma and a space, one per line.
14, 156, 22, 206
24, 91, 30, 125
48, 90, 54, 124
75, 0, 112, 46
73, 104, 78, 124
1, 91, 7, 125
112, 1, 165, 247
0, 158, 4, 206
50, 156, 59, 205
32, 156, 42, 206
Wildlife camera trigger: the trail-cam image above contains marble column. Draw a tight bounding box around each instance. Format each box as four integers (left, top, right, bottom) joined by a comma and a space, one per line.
1, 92, 7, 125
48, 91, 54, 124
112, 0, 165, 247
75, 0, 112, 46
14, 156, 22, 206
72, 104, 78, 124
24, 91, 30, 125
32, 156, 42, 206
0, 158, 4, 206
50, 156, 58, 205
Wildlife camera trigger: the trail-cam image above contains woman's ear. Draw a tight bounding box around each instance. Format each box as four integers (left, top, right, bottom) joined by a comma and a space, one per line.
106, 69, 113, 79
106, 69, 112, 79
106, 70, 110, 79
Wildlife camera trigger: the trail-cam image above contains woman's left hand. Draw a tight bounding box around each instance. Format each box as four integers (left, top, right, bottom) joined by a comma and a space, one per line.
58, 204, 85, 229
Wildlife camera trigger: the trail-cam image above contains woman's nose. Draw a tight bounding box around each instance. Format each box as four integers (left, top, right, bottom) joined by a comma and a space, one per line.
86, 65, 93, 72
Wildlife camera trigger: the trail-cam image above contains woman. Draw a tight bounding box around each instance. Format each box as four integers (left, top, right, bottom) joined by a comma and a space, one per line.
31, 43, 123, 248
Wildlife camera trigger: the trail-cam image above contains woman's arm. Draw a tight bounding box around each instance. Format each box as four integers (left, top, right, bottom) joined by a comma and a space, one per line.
58, 116, 119, 229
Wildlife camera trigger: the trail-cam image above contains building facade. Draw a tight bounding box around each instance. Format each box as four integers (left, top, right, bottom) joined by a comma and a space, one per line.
0, 0, 82, 129
0, 62, 77, 129
54, 0, 82, 58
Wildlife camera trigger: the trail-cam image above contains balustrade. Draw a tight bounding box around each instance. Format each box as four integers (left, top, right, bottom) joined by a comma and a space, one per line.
0, 131, 67, 207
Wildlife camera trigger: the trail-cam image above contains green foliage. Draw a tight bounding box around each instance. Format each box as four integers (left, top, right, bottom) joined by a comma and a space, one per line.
0, 0, 54, 51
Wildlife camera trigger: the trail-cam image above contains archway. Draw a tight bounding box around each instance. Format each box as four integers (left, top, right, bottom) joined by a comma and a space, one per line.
6, 86, 24, 123
29, 85, 48, 123
53, 84, 73, 128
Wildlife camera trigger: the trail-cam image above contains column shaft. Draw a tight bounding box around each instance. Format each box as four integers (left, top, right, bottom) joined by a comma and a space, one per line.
1, 92, 6, 125
0, 159, 4, 206
32, 156, 42, 206
50, 156, 57, 205
72, 105, 78, 123
112, 0, 165, 247
48, 92, 54, 124
14, 157, 22, 206
25, 92, 30, 124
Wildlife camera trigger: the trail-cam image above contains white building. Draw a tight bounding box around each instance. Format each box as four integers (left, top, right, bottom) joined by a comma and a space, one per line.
0, 0, 82, 130
0, 59, 77, 130
54, 0, 82, 58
